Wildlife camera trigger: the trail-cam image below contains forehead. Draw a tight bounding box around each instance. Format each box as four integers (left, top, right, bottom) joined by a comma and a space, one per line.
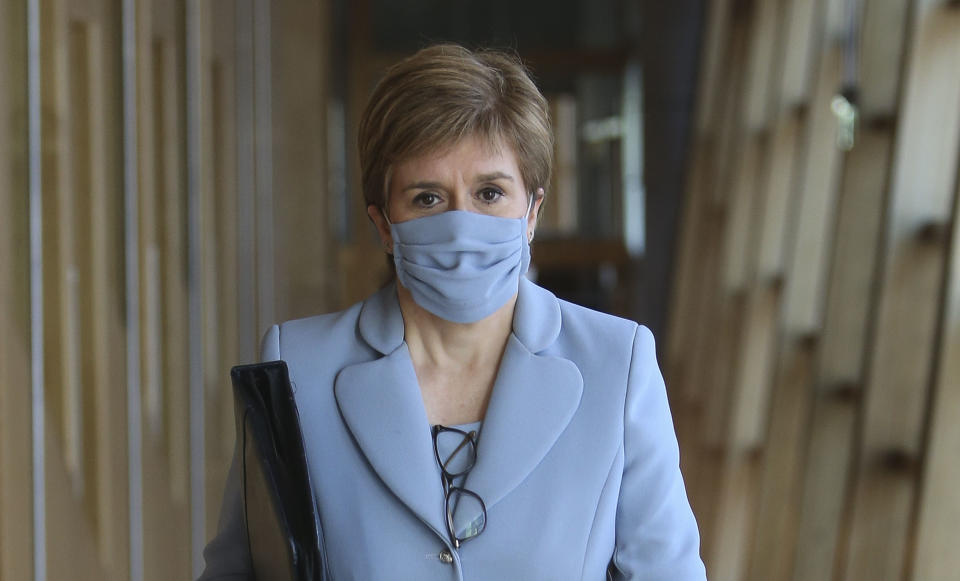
391, 134, 520, 178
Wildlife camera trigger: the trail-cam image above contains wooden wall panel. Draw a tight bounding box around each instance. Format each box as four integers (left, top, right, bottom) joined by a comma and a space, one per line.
668, 0, 960, 579
1, 0, 332, 578
0, 1, 33, 580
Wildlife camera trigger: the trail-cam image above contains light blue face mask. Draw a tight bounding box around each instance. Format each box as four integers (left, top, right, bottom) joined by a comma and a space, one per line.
388, 206, 532, 324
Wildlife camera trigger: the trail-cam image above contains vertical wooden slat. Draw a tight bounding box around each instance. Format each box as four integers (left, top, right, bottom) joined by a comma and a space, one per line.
28, 0, 46, 574
199, 0, 222, 542
254, 0, 275, 336
152, 19, 190, 504
746, 337, 815, 581
92, 0, 130, 573
211, 0, 240, 480
67, 16, 93, 513
121, 0, 144, 575
709, 451, 762, 581
722, 136, 764, 291
729, 284, 780, 448
843, 2, 960, 579
911, 147, 960, 580
40, 0, 69, 504
235, 0, 258, 364
185, 0, 206, 572
200, 0, 243, 549
756, 112, 802, 279
693, 0, 731, 129
139, 3, 192, 580
780, 0, 819, 108
0, 0, 35, 578
742, 0, 784, 130
138, 22, 164, 572
780, 45, 842, 334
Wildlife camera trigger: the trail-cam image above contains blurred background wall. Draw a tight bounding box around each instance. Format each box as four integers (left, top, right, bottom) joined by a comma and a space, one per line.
0, 0, 958, 580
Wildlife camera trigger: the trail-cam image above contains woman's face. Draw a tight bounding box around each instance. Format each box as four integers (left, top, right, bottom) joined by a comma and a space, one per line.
367, 135, 543, 250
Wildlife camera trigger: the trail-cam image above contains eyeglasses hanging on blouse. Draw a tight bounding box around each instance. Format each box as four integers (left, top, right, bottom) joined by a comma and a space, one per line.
431, 424, 487, 549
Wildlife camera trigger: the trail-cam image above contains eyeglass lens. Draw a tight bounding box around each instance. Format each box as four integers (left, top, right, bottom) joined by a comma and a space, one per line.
434, 428, 476, 476
447, 487, 486, 540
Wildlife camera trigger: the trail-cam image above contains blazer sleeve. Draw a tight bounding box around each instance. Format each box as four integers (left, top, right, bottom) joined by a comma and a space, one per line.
611, 325, 707, 580
196, 324, 281, 580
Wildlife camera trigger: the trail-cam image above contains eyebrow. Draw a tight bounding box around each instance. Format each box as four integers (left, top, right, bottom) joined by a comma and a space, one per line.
476, 172, 514, 183
402, 181, 445, 192
401, 172, 515, 192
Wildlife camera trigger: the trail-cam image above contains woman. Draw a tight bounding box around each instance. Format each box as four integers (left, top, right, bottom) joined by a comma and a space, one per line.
200, 44, 706, 580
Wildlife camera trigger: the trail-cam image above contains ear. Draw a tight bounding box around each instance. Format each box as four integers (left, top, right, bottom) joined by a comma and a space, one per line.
367, 204, 393, 254
526, 188, 545, 241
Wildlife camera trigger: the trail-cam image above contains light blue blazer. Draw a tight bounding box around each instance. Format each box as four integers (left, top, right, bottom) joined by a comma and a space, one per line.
199, 278, 706, 580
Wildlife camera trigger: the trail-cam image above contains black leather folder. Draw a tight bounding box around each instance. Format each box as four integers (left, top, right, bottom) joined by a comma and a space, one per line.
231, 361, 326, 581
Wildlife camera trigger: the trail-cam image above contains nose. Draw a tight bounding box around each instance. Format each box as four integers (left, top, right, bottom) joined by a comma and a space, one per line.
447, 190, 469, 212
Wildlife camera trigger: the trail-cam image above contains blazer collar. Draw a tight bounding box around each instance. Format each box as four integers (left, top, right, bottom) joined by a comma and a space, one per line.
338, 277, 581, 539
357, 277, 562, 356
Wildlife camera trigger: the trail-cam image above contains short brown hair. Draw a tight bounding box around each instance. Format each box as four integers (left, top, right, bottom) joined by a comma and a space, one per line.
358, 44, 553, 210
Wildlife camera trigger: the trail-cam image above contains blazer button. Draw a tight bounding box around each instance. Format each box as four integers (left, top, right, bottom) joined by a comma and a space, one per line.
438, 549, 454, 564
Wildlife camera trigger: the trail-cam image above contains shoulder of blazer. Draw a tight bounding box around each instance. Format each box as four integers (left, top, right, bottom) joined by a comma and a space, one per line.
554, 296, 641, 355
266, 299, 368, 363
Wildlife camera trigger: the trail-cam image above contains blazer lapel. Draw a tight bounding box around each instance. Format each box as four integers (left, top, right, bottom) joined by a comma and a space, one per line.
455, 279, 584, 533
333, 284, 448, 539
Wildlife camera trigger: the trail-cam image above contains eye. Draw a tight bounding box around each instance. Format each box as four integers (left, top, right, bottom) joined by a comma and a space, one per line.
476, 187, 505, 204
412, 192, 442, 208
